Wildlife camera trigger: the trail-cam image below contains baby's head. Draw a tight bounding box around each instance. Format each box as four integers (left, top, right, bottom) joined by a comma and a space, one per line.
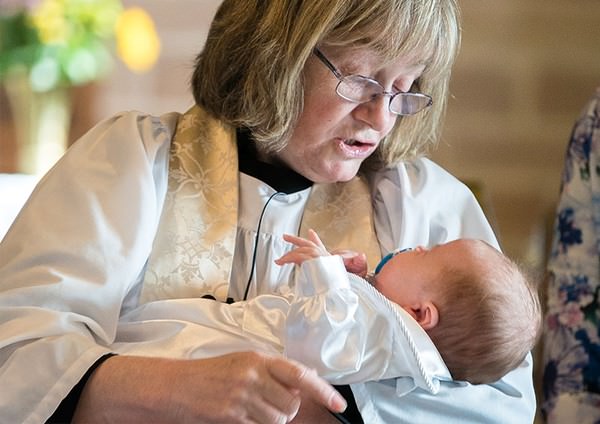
372, 239, 542, 384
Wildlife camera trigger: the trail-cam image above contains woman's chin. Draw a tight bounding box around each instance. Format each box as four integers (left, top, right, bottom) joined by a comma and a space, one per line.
313, 163, 362, 184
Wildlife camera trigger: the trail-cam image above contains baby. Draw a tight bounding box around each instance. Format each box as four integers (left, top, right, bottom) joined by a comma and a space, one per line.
114, 230, 541, 393
276, 229, 542, 384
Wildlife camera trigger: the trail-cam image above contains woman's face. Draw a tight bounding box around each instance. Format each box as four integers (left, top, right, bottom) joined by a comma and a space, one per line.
275, 46, 426, 183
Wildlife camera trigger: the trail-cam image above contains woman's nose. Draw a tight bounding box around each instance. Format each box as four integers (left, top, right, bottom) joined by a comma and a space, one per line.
352, 95, 396, 132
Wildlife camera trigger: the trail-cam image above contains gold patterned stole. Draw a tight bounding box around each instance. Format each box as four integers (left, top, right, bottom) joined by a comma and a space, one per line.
141, 106, 381, 303
301, 179, 381, 271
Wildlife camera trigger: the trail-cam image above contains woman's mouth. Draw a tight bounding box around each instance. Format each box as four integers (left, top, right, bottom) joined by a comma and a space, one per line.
337, 138, 377, 158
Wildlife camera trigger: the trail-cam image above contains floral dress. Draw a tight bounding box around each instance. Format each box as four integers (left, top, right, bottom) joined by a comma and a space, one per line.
543, 88, 600, 423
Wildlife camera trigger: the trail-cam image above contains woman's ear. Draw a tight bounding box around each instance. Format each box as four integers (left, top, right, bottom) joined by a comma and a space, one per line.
407, 301, 439, 330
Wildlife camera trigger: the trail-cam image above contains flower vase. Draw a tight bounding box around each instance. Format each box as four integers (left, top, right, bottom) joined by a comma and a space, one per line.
4, 73, 72, 175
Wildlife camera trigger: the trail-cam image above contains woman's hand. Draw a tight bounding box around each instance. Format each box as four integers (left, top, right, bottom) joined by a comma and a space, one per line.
72, 352, 346, 424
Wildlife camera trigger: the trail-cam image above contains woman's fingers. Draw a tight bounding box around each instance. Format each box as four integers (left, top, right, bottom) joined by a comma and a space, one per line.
218, 353, 304, 424
209, 352, 345, 423
267, 356, 347, 414
246, 394, 300, 424
162, 352, 336, 423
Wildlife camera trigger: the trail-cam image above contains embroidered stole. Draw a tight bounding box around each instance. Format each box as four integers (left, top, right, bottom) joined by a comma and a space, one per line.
141, 106, 381, 303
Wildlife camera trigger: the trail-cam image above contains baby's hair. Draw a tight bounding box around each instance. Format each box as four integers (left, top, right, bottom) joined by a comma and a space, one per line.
426, 240, 542, 384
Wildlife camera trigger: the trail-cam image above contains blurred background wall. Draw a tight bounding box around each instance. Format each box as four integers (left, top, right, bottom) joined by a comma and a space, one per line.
434, 0, 600, 273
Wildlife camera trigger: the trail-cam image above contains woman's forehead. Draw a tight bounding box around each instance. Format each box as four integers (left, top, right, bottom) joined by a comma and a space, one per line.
325, 44, 429, 73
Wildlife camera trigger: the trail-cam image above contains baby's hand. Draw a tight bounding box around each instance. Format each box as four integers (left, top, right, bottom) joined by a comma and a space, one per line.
331, 250, 368, 278
275, 229, 330, 266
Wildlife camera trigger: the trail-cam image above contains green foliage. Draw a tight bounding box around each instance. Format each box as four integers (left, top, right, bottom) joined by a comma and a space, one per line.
0, 0, 123, 91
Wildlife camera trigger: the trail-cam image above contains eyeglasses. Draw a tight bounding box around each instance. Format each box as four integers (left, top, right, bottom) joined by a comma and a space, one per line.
313, 48, 432, 116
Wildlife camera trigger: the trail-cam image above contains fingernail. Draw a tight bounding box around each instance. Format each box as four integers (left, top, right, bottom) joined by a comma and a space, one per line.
331, 391, 347, 412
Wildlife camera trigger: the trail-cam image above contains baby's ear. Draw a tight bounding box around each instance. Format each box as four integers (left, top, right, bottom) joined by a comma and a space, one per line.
410, 301, 439, 330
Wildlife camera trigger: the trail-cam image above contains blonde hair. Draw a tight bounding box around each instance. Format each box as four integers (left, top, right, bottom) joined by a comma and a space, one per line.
427, 242, 542, 384
192, 0, 460, 167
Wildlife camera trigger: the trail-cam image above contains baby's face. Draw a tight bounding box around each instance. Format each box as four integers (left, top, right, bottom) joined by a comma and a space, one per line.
372, 239, 485, 307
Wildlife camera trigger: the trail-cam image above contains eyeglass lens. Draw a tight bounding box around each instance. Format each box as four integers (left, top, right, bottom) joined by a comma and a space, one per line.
336, 76, 431, 115
313, 48, 432, 116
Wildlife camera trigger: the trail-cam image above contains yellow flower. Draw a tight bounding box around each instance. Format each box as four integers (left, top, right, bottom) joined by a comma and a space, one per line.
30, 0, 69, 45
115, 7, 160, 73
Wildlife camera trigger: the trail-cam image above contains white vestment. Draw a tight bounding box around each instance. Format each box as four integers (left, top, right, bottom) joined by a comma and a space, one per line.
0, 111, 536, 424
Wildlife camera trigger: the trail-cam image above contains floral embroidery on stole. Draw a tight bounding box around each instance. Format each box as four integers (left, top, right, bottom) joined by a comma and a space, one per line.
141, 106, 381, 303
302, 181, 382, 272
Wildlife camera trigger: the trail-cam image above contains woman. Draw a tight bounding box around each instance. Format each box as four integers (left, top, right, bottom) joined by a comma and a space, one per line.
0, 1, 536, 423
542, 88, 600, 423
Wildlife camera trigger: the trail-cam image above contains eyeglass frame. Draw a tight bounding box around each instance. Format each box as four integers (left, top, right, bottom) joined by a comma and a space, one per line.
312, 48, 433, 116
